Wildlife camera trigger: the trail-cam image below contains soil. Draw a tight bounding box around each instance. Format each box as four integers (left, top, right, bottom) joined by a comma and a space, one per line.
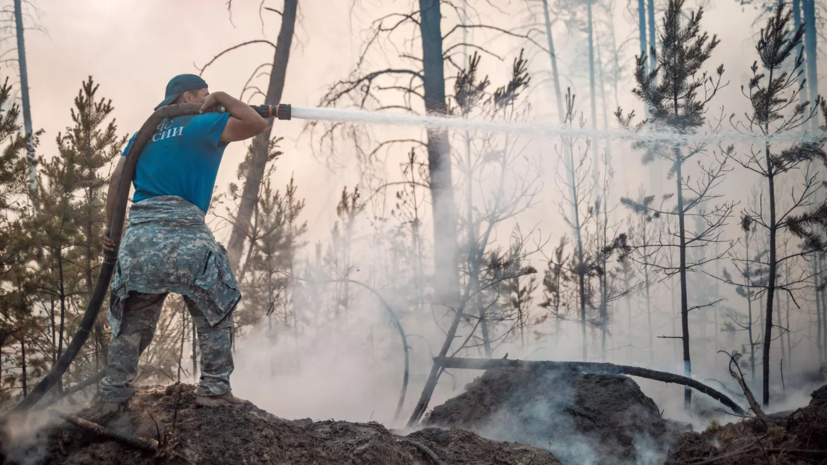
424, 365, 690, 465
1, 383, 562, 465
666, 383, 827, 464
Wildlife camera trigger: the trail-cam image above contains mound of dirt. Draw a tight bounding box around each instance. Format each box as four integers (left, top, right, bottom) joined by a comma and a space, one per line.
425, 365, 689, 465
667, 384, 827, 464
2, 383, 562, 465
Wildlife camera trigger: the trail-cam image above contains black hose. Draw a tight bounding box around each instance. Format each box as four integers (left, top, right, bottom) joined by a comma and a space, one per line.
10, 103, 272, 415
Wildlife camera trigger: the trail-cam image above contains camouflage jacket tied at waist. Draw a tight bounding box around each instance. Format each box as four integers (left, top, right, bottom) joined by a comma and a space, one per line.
109, 196, 241, 337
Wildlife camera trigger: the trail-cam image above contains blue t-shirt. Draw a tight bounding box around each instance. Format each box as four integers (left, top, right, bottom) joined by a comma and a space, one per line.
122, 113, 231, 213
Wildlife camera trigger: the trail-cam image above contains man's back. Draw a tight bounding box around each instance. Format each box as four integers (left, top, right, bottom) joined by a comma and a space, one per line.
124, 112, 230, 213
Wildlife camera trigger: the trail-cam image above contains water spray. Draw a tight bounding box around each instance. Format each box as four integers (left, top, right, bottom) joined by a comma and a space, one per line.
264, 105, 823, 145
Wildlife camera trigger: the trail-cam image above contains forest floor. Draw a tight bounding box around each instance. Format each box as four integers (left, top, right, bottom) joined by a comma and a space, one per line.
425, 365, 691, 465
1, 383, 562, 465
424, 363, 827, 465
2, 369, 826, 465
668, 383, 827, 464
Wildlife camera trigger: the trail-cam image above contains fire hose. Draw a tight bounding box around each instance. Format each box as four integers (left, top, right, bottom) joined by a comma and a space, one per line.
10, 103, 291, 415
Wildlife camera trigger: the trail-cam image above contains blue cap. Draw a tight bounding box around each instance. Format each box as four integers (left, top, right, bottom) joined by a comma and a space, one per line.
155, 74, 209, 110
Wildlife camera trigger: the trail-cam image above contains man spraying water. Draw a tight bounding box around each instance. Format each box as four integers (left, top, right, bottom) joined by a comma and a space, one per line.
99, 74, 268, 410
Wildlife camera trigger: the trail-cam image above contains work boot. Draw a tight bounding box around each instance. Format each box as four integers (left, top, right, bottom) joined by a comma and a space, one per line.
196, 391, 244, 408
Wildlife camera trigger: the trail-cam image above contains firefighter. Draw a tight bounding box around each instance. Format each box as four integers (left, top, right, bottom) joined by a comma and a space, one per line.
99, 74, 268, 409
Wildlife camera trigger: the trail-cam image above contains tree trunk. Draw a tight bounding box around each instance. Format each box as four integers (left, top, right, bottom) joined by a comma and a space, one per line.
637, 0, 648, 73
646, 0, 657, 84
762, 64, 777, 404
675, 149, 691, 410
777, 287, 784, 366
792, 0, 809, 105
226, 0, 298, 271
747, 229, 756, 381
785, 281, 792, 368
20, 335, 27, 396
802, 0, 819, 127
541, 0, 564, 122
569, 147, 588, 361
57, 249, 67, 366
14, 0, 36, 192
85, 220, 107, 370
644, 227, 653, 364
50, 298, 56, 365
763, 169, 776, 406
407, 284, 472, 426
419, 0, 460, 309
814, 254, 823, 366
821, 254, 827, 362
587, 0, 598, 164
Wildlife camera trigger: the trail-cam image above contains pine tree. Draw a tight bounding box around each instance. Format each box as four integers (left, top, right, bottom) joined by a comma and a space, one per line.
733, 0, 827, 405
59, 76, 125, 370
0, 76, 37, 399
620, 0, 731, 409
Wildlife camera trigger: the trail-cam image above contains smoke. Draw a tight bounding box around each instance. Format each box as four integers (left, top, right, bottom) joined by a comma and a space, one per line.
3, 407, 72, 465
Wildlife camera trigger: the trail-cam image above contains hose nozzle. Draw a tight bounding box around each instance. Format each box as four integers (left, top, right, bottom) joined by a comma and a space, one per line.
252, 104, 291, 120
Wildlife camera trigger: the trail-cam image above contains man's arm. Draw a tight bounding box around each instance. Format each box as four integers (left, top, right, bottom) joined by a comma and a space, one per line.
101, 156, 126, 252
200, 91, 268, 142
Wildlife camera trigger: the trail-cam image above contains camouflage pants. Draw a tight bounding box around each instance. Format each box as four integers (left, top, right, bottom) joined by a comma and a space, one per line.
99, 291, 234, 403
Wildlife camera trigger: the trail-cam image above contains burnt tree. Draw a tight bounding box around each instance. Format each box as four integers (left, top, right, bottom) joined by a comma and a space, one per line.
213, 0, 298, 272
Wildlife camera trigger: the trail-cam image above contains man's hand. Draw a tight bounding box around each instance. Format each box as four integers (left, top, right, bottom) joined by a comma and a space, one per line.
101, 227, 117, 253
199, 91, 268, 142
199, 91, 227, 114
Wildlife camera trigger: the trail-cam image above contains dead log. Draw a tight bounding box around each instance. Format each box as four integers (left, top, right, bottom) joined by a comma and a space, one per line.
432, 357, 745, 415
54, 411, 159, 452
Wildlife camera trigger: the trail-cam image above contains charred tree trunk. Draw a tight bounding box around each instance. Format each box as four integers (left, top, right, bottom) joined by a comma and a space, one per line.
802, 0, 818, 127
746, 228, 756, 381
85, 219, 107, 370
792, 0, 809, 105
226, 0, 298, 271
14, 0, 36, 192
637, 0, 648, 74
569, 148, 588, 361
646, 0, 657, 84
803, 0, 819, 110
814, 255, 823, 365
675, 148, 691, 410
586, 0, 598, 163
762, 139, 777, 406
541, 0, 564, 122
20, 335, 27, 396
419, 0, 460, 308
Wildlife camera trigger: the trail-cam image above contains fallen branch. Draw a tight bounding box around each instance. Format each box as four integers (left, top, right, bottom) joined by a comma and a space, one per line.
432, 357, 745, 415
53, 411, 159, 452
720, 350, 774, 428
400, 439, 446, 465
